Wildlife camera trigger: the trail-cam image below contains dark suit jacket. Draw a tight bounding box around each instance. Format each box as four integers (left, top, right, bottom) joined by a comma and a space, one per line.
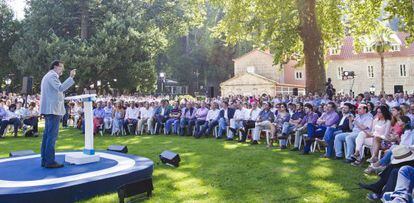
337, 113, 352, 132
155, 106, 170, 118
218, 108, 235, 120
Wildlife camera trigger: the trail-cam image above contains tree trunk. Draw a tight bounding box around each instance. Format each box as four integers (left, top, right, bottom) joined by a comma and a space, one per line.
380, 52, 385, 94
297, 0, 326, 94
80, 0, 89, 40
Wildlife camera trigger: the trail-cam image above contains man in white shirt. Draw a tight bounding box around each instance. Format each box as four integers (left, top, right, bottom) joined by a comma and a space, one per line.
239, 102, 261, 142
137, 102, 154, 134
15, 102, 27, 120
73, 102, 83, 128
103, 102, 113, 131
0, 104, 22, 137
228, 101, 245, 140
124, 102, 139, 135
22, 102, 40, 136
386, 94, 399, 108
197, 102, 220, 137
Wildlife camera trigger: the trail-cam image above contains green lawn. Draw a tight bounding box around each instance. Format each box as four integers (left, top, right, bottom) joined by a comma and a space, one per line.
0, 127, 377, 203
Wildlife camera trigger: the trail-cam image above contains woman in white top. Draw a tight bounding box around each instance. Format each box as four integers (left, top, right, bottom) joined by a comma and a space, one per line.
353, 105, 392, 164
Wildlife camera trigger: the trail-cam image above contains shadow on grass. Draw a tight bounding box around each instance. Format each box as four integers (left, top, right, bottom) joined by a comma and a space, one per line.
0, 128, 375, 202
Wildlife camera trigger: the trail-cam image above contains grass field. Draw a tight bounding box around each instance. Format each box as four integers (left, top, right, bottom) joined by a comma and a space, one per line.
0, 127, 377, 203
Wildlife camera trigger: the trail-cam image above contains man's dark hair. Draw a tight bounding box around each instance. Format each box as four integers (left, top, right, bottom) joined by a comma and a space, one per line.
327, 101, 337, 109
343, 103, 353, 110
50, 60, 62, 70
304, 103, 313, 111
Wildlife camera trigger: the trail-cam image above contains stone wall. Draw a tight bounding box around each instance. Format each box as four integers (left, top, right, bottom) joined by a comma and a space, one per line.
234, 50, 281, 82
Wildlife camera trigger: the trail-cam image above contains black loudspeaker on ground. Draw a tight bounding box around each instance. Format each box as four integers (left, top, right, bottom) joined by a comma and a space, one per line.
159, 150, 180, 167
107, 145, 128, 154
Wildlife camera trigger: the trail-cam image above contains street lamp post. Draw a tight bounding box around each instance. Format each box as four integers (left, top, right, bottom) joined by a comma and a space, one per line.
5, 78, 11, 94
195, 69, 200, 93
97, 80, 101, 94
370, 85, 376, 95
159, 72, 165, 95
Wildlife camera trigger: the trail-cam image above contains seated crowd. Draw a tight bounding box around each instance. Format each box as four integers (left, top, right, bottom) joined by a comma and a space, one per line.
4, 91, 414, 201
0, 100, 40, 138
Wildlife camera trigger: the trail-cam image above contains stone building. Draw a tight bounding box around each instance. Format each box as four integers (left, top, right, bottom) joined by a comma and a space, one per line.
326, 33, 414, 95
220, 49, 306, 97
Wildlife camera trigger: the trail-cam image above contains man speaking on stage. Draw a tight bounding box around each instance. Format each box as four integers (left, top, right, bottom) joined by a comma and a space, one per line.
40, 60, 76, 168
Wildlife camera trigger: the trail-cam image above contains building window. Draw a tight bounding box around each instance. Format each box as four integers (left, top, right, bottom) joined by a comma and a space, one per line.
363, 46, 374, 53
367, 65, 374, 78
400, 64, 407, 77
295, 71, 303, 80
337, 67, 344, 79
391, 44, 401, 52
329, 47, 340, 55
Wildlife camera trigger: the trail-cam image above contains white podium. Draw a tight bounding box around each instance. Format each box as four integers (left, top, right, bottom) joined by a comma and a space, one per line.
64, 94, 100, 165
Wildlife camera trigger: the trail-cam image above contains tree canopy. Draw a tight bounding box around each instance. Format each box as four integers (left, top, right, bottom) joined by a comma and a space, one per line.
10, 0, 199, 93
0, 0, 20, 91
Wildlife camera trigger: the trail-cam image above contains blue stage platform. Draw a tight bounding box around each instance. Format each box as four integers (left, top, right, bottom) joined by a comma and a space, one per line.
0, 151, 154, 203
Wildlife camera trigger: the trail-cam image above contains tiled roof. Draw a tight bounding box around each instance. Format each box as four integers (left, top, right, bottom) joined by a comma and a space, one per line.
327, 32, 414, 60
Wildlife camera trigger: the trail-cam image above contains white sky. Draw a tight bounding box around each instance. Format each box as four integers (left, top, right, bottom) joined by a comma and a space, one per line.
5, 0, 26, 20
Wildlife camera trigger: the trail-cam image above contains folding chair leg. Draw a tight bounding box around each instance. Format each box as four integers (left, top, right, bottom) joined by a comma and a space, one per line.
266, 132, 270, 146
343, 142, 347, 158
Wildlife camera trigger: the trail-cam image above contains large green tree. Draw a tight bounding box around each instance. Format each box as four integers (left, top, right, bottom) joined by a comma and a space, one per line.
0, 0, 20, 91
10, 0, 195, 94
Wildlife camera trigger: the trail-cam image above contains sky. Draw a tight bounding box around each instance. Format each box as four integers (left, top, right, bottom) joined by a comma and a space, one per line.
6, 0, 26, 20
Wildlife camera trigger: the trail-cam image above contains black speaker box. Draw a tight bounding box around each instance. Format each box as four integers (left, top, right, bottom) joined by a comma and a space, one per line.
159, 150, 180, 167
209, 86, 214, 98
21, 76, 33, 95
107, 145, 128, 154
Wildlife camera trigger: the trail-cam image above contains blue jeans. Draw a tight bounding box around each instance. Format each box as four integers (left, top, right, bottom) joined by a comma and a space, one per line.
280, 122, 296, 146
23, 117, 39, 133
165, 118, 178, 134
199, 120, 218, 136
334, 131, 359, 159
194, 120, 206, 136
379, 150, 393, 166
179, 118, 196, 136
155, 115, 167, 133
304, 124, 326, 153
382, 166, 414, 202
41, 115, 61, 166
62, 112, 69, 127
323, 128, 342, 157
218, 118, 228, 137
0, 118, 21, 135
123, 119, 138, 134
